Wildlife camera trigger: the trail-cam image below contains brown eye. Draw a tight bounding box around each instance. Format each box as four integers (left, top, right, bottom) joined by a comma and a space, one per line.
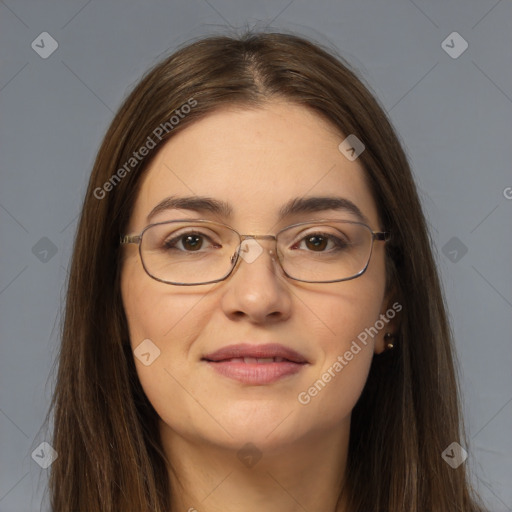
294, 232, 348, 252
304, 234, 328, 251
167, 234, 204, 251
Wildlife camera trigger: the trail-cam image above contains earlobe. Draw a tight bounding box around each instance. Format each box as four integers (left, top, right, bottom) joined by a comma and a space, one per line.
375, 326, 399, 355
383, 332, 395, 351
374, 289, 402, 355
375, 331, 396, 355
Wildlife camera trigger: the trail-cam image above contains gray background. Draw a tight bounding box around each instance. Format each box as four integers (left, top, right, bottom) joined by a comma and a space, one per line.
1, 1, 511, 511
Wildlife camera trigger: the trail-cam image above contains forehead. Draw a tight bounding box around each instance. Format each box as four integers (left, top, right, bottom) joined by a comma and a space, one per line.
128, 102, 380, 231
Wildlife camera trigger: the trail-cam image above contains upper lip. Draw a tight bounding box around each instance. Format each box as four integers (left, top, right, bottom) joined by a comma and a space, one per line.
202, 343, 309, 363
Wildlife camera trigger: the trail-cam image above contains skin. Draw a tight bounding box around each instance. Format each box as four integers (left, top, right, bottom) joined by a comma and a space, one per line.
120, 101, 399, 512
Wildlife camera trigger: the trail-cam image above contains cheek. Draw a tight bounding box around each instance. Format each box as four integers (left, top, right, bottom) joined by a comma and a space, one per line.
121, 259, 218, 431
297, 267, 386, 423
295, 342, 373, 430
121, 255, 205, 348
317, 269, 386, 355
296, 288, 382, 426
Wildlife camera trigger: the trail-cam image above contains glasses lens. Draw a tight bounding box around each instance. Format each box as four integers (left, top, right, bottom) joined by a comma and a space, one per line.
140, 221, 238, 284
277, 221, 373, 283
140, 220, 374, 284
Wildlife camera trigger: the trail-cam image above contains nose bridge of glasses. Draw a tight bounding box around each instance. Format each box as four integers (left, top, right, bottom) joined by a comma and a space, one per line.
231, 234, 279, 266
240, 234, 276, 242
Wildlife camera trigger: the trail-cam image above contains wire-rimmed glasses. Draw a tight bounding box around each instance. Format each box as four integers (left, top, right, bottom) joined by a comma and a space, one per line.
120, 219, 390, 285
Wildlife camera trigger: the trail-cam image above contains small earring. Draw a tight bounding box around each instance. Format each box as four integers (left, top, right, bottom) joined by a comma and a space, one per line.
384, 332, 395, 350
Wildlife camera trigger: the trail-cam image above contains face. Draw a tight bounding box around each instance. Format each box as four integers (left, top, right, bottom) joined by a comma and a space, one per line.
120, 101, 396, 454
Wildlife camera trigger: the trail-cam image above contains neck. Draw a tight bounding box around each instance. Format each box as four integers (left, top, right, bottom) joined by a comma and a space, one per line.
160, 419, 351, 512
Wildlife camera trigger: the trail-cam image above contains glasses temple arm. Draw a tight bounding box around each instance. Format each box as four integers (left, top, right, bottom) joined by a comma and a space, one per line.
120, 234, 141, 244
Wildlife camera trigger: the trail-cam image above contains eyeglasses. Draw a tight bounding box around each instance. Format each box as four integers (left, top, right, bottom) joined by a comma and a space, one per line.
120, 219, 390, 286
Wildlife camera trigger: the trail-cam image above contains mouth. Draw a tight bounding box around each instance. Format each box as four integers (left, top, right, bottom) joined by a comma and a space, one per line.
202, 343, 309, 385
210, 356, 292, 363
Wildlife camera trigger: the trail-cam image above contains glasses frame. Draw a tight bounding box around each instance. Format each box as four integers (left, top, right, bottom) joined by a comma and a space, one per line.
120, 218, 391, 286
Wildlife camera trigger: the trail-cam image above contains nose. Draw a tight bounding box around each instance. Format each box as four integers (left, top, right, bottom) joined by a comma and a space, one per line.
222, 236, 292, 322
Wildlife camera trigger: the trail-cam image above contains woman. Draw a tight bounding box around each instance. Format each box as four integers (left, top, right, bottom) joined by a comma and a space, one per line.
46, 31, 487, 511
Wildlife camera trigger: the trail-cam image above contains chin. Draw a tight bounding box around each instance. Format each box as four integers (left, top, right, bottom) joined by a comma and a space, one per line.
207, 400, 310, 447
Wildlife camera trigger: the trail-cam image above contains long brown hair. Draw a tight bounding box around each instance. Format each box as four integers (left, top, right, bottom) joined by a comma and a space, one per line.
45, 30, 487, 511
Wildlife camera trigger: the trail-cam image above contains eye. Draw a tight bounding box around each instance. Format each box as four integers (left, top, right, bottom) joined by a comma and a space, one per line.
293, 232, 349, 252
163, 231, 220, 252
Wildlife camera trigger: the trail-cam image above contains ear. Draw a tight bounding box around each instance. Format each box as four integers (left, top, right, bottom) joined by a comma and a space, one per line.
374, 284, 402, 355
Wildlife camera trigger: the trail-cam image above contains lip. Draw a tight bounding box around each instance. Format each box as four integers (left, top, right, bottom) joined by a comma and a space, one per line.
202, 343, 309, 385
203, 343, 308, 363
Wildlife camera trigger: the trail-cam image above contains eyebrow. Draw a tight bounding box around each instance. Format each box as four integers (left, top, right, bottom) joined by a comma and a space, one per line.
146, 195, 370, 225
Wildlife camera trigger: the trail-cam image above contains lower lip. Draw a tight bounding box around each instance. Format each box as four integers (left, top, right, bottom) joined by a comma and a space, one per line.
204, 360, 305, 384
